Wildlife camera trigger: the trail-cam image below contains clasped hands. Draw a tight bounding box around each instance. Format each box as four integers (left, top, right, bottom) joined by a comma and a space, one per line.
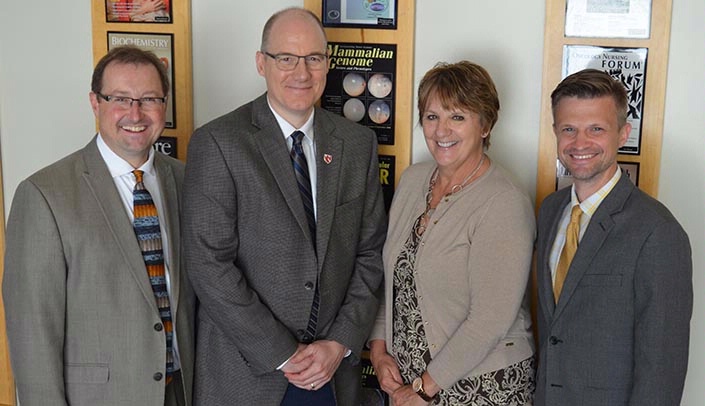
370, 341, 438, 405
281, 340, 346, 391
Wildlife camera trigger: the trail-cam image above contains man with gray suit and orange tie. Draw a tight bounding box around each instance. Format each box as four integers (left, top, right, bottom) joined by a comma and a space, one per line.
3, 46, 194, 406
535, 69, 692, 405
182, 7, 386, 406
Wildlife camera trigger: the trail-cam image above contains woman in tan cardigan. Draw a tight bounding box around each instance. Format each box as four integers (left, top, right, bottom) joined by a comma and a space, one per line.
369, 61, 536, 405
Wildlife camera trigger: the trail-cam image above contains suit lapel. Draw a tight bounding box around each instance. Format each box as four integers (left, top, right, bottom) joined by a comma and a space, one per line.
312, 109, 342, 269
80, 138, 159, 313
251, 95, 314, 246
553, 176, 633, 319
540, 191, 570, 323
154, 155, 180, 313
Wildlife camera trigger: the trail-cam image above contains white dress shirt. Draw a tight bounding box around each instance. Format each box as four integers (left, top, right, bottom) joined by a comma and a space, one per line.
96, 134, 181, 371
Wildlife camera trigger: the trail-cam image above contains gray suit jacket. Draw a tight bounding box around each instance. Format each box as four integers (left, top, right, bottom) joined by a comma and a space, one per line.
3, 138, 195, 406
535, 174, 692, 406
182, 94, 386, 405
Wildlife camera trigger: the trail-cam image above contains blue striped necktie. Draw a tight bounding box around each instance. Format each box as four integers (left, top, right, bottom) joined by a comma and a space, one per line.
289, 131, 319, 341
133, 169, 174, 384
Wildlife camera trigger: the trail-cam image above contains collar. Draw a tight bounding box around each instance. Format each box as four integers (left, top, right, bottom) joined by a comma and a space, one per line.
570, 166, 622, 216
96, 133, 156, 178
266, 98, 315, 141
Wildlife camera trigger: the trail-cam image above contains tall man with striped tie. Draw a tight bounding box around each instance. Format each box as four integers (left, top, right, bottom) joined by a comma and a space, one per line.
3, 46, 195, 406
183, 7, 386, 406
535, 69, 692, 406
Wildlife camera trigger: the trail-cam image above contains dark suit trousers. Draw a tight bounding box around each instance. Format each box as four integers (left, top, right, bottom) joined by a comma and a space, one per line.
281, 382, 336, 406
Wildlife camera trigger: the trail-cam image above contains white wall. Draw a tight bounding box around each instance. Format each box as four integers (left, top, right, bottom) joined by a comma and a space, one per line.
662, 1, 705, 403
0, 1, 94, 209
1, 0, 703, 403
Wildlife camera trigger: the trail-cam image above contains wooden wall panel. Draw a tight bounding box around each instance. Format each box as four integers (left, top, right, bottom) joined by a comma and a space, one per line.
536, 0, 672, 207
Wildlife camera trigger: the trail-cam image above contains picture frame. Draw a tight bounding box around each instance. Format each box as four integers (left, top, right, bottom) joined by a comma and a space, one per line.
562, 45, 648, 155
618, 161, 640, 186
322, 42, 397, 145
555, 160, 641, 191
107, 32, 177, 129
564, 0, 651, 38
322, 0, 397, 29
105, 0, 173, 23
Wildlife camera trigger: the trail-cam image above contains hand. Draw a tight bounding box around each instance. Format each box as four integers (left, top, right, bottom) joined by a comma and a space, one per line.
132, 0, 165, 15
368, 340, 403, 395
392, 384, 430, 406
283, 340, 346, 390
280, 343, 310, 375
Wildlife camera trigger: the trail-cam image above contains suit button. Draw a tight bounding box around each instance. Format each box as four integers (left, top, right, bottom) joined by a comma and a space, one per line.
153, 372, 163, 381
549, 336, 561, 345
304, 282, 314, 290
296, 329, 305, 337
154, 323, 163, 332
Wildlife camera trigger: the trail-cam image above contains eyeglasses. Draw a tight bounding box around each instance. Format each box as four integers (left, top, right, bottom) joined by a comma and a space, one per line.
96, 92, 167, 110
262, 51, 328, 71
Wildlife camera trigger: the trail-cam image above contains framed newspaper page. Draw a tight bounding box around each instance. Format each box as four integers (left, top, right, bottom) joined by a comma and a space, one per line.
565, 0, 651, 38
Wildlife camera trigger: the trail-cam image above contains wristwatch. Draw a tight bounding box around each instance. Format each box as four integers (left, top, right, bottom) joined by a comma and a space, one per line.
412, 376, 434, 402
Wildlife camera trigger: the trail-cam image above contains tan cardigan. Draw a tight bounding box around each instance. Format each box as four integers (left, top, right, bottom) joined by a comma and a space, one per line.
369, 159, 536, 389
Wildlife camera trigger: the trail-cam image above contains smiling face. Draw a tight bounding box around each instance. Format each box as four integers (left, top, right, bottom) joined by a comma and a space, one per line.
422, 94, 486, 175
256, 11, 328, 128
553, 95, 630, 199
90, 62, 166, 168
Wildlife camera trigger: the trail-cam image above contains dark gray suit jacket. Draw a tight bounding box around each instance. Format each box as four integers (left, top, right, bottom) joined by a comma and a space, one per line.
535, 174, 692, 406
3, 138, 195, 405
182, 94, 386, 405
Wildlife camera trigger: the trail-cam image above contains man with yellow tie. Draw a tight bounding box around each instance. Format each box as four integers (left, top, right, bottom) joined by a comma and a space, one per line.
534, 69, 692, 406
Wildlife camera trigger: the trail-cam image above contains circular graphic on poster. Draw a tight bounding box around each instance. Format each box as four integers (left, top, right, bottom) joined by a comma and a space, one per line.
342, 73, 367, 97
365, 0, 389, 12
343, 98, 366, 122
368, 73, 393, 98
368, 100, 391, 124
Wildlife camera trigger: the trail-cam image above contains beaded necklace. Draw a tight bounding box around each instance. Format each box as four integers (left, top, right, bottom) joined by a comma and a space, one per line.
416, 154, 486, 237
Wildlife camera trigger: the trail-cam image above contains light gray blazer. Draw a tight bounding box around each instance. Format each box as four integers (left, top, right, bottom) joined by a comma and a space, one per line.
182, 94, 386, 405
3, 138, 195, 406
535, 174, 692, 406
370, 160, 536, 389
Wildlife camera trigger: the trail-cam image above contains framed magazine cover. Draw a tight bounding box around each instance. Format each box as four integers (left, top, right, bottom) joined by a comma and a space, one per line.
107, 32, 176, 129
322, 0, 397, 29
105, 0, 173, 23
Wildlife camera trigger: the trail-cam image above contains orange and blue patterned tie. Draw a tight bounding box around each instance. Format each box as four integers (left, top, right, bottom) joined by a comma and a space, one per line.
133, 169, 174, 384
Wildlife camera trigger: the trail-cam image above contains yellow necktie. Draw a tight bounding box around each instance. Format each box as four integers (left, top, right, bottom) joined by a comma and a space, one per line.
553, 205, 582, 303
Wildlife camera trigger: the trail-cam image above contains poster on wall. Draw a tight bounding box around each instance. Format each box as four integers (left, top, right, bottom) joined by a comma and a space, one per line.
322, 0, 397, 29
564, 0, 651, 38
105, 0, 173, 23
360, 347, 390, 405
154, 136, 178, 158
107, 32, 176, 129
555, 159, 639, 190
618, 161, 640, 185
322, 42, 396, 145
379, 155, 395, 212
562, 45, 647, 155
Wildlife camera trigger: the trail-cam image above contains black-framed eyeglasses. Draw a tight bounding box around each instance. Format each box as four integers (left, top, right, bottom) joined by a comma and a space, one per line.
96, 92, 167, 110
262, 51, 328, 71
